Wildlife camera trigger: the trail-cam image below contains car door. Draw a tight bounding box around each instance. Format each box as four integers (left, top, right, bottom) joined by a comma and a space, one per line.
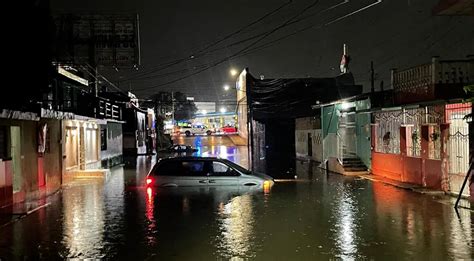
208, 160, 240, 186
178, 160, 210, 186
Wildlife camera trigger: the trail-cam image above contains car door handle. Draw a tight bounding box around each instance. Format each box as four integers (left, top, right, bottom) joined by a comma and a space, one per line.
199, 180, 207, 183
208, 180, 216, 183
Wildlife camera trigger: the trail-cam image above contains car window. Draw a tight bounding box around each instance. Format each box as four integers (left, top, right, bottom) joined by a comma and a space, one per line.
154, 161, 181, 176
181, 161, 207, 176
222, 160, 251, 175
210, 161, 239, 176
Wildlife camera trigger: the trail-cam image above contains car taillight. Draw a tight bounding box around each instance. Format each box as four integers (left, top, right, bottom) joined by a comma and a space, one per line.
146, 177, 153, 185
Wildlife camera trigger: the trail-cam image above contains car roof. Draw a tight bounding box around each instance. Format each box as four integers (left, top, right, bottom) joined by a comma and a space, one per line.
159, 156, 220, 162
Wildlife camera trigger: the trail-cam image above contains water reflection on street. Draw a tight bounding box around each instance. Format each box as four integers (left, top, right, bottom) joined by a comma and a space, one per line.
0, 136, 473, 260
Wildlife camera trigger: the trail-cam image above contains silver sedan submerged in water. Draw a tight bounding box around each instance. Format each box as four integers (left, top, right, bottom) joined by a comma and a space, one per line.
145, 157, 274, 189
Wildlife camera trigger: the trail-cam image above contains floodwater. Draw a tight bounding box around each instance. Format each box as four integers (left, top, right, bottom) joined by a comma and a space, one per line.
0, 136, 472, 260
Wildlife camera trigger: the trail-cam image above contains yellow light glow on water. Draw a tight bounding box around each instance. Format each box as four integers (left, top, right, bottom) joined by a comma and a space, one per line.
263, 180, 272, 194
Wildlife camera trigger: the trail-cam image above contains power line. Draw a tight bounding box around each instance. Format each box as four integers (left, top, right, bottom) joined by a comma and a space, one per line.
121, 1, 293, 82
134, 1, 384, 94
128, 0, 352, 83
129, 0, 349, 82
133, 0, 323, 93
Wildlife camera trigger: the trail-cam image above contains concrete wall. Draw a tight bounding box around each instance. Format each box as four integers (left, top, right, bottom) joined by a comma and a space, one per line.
372, 152, 402, 181
40, 119, 62, 193
123, 110, 146, 155
355, 99, 372, 169
0, 159, 12, 207
0, 119, 60, 203
100, 122, 123, 168
16, 120, 38, 202
237, 69, 248, 141
321, 105, 339, 138
321, 105, 340, 164
470, 118, 473, 200
372, 124, 448, 190
295, 117, 322, 162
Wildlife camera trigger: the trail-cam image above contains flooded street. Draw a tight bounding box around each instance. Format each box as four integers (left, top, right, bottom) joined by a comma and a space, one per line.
0, 136, 473, 260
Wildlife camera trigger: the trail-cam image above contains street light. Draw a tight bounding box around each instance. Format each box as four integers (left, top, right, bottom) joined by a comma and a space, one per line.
230, 69, 238, 77
223, 84, 230, 91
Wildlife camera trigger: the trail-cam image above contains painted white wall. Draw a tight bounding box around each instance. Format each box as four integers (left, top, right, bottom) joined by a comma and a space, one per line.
295, 129, 322, 162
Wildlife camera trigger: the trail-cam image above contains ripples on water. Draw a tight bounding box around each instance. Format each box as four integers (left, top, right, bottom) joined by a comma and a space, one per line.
0, 155, 473, 260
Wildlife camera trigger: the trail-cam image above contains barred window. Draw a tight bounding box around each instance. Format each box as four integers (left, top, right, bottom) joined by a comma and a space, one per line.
428, 125, 441, 160
374, 112, 401, 154
406, 125, 421, 157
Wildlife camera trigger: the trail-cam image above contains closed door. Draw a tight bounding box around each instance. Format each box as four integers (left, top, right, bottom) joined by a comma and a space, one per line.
65, 127, 79, 169
10, 126, 21, 193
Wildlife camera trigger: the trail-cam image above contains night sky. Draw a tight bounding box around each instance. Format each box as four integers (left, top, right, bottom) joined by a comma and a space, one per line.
51, 0, 474, 103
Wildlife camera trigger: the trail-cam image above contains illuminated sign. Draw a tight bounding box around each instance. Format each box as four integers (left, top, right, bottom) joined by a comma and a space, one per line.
58, 67, 89, 86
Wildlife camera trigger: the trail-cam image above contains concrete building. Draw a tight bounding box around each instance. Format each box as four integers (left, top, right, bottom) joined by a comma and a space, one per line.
371, 57, 473, 197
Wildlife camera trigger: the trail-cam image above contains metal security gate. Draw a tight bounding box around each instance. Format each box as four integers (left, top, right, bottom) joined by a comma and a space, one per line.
448, 123, 469, 175
446, 103, 471, 195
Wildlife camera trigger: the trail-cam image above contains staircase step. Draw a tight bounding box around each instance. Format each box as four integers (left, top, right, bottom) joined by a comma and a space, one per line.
343, 158, 360, 161
344, 166, 368, 171
343, 164, 366, 168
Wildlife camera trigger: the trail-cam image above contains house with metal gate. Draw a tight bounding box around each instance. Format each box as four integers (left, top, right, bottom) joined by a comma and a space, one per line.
371, 56, 473, 197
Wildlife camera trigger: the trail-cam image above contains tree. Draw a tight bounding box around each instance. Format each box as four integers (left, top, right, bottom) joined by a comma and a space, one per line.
146, 91, 197, 121
142, 91, 197, 149
172, 92, 198, 121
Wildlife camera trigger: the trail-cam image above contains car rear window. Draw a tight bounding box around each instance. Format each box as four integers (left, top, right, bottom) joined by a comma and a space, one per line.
153, 161, 180, 176
153, 160, 207, 176
182, 161, 205, 175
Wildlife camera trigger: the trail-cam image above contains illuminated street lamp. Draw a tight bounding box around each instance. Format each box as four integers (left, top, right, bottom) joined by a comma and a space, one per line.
223, 84, 230, 91
230, 69, 238, 77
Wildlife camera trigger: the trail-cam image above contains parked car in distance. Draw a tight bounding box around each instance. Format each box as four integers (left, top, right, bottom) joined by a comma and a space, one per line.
220, 126, 237, 134
179, 125, 213, 136
163, 144, 198, 153
145, 157, 274, 188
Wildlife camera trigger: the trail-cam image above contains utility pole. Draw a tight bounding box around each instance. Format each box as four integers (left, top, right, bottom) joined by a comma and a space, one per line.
171, 91, 175, 125
340, 44, 350, 74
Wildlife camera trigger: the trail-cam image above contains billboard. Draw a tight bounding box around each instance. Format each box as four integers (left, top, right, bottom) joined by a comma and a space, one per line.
56, 14, 140, 67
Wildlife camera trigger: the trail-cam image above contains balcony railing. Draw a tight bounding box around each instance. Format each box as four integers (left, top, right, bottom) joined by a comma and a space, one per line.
392, 57, 474, 103
97, 98, 122, 120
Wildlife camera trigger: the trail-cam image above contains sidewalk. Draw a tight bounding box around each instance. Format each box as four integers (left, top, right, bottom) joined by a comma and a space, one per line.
357, 174, 473, 210
359, 174, 445, 195
302, 158, 468, 203
228, 134, 247, 146
0, 191, 57, 228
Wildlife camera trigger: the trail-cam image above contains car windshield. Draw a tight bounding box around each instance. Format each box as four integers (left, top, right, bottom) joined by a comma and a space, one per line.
222, 160, 251, 175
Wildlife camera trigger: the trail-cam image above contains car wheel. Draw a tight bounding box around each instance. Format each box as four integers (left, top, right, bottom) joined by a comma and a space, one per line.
185, 131, 191, 136
206, 130, 212, 135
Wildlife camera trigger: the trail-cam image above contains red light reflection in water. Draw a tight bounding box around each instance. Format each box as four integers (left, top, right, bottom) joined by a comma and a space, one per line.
146, 187, 157, 245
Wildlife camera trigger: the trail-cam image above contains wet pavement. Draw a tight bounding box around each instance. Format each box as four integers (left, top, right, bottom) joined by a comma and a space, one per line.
0, 136, 473, 260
